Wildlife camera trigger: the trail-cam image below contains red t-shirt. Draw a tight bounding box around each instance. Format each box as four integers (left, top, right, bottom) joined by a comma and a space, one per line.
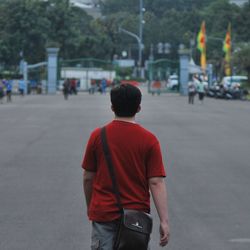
82, 120, 166, 222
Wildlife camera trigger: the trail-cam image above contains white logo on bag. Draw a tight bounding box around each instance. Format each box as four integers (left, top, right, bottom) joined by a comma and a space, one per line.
132, 222, 143, 229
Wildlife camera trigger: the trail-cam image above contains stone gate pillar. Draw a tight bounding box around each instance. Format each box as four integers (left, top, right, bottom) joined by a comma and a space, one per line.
23, 61, 28, 94
179, 48, 190, 95
207, 64, 213, 87
47, 48, 59, 94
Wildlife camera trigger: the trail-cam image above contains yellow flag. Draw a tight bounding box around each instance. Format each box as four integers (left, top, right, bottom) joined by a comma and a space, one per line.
197, 21, 206, 72
223, 23, 231, 76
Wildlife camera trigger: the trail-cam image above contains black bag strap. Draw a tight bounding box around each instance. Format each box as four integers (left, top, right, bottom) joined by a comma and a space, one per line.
101, 127, 123, 213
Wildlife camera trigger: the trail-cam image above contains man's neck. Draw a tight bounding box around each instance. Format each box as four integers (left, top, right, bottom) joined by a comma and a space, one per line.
114, 116, 136, 123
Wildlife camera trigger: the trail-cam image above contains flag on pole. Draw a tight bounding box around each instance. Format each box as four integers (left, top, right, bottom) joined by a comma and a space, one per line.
223, 23, 231, 76
197, 21, 206, 52
197, 21, 206, 71
197, 21, 206, 72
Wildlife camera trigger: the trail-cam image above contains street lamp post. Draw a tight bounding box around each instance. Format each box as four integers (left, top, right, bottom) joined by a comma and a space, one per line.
190, 38, 195, 59
119, 27, 141, 52
119, 27, 142, 77
139, 0, 144, 71
119, 0, 144, 77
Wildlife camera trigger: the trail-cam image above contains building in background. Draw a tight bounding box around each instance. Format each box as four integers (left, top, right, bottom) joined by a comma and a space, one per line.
229, 0, 248, 6
70, 0, 103, 18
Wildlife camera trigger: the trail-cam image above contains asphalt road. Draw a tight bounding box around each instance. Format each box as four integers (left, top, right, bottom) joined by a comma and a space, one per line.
0, 89, 250, 250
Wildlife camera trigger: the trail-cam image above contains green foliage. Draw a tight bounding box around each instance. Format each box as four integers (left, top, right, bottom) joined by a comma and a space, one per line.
102, 0, 219, 16
0, 0, 113, 66
102, 0, 250, 71
0, 0, 250, 74
145, 0, 218, 15
115, 66, 133, 79
100, 0, 140, 15
0, 0, 49, 65
233, 43, 250, 82
233, 2, 250, 42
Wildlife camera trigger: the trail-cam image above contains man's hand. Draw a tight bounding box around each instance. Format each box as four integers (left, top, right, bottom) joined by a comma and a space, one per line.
149, 177, 170, 247
159, 221, 170, 246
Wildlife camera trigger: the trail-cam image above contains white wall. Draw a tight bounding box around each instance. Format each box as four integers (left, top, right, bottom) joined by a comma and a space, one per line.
229, 0, 248, 6
61, 67, 116, 90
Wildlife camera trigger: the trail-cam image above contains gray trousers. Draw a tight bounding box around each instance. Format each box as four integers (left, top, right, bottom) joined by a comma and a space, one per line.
91, 221, 151, 250
91, 220, 119, 249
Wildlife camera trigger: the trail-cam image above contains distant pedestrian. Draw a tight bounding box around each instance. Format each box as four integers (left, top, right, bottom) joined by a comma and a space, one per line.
196, 78, 206, 103
5, 80, 12, 103
152, 79, 161, 95
89, 80, 96, 94
19, 78, 26, 96
63, 79, 70, 100
77, 79, 80, 89
0, 81, 5, 104
100, 78, 107, 94
70, 78, 77, 95
188, 80, 196, 104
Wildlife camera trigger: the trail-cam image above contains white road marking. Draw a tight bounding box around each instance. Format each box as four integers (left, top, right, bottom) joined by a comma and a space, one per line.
229, 238, 250, 243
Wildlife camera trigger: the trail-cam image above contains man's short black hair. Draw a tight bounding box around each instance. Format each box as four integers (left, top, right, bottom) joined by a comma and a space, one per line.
110, 84, 142, 117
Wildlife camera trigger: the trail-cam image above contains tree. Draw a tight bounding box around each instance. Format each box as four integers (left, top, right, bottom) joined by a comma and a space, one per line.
40, 0, 94, 59
233, 43, 250, 83
0, 0, 250, 70
233, 2, 250, 42
0, 0, 115, 66
0, 0, 50, 65
145, 0, 218, 16
100, 0, 140, 15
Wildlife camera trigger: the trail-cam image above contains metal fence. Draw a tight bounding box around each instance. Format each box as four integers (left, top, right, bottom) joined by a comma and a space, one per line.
148, 59, 179, 94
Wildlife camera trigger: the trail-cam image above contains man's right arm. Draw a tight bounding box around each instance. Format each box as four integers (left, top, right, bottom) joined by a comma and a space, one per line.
149, 177, 170, 247
83, 170, 96, 210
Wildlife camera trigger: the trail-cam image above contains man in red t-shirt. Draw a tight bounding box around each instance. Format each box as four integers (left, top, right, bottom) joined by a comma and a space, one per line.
82, 84, 170, 249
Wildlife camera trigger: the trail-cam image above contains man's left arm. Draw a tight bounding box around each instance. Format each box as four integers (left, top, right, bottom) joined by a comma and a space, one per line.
83, 170, 96, 210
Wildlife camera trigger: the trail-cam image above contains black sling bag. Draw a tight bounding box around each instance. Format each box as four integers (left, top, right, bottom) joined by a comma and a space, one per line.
101, 127, 152, 250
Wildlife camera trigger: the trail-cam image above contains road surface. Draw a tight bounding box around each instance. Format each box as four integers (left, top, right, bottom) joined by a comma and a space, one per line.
1, 90, 250, 250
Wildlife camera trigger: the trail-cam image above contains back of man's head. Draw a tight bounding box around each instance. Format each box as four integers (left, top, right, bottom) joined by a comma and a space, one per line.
110, 84, 142, 117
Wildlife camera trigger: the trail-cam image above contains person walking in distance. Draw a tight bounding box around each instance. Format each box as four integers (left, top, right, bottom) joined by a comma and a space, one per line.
0, 80, 5, 104
5, 80, 12, 103
100, 78, 107, 94
70, 78, 77, 95
62, 79, 70, 100
188, 77, 197, 104
18, 78, 26, 96
196, 77, 206, 104
82, 84, 170, 249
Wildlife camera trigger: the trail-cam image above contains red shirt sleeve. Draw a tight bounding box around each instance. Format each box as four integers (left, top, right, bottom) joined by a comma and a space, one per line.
146, 142, 166, 178
82, 129, 99, 172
